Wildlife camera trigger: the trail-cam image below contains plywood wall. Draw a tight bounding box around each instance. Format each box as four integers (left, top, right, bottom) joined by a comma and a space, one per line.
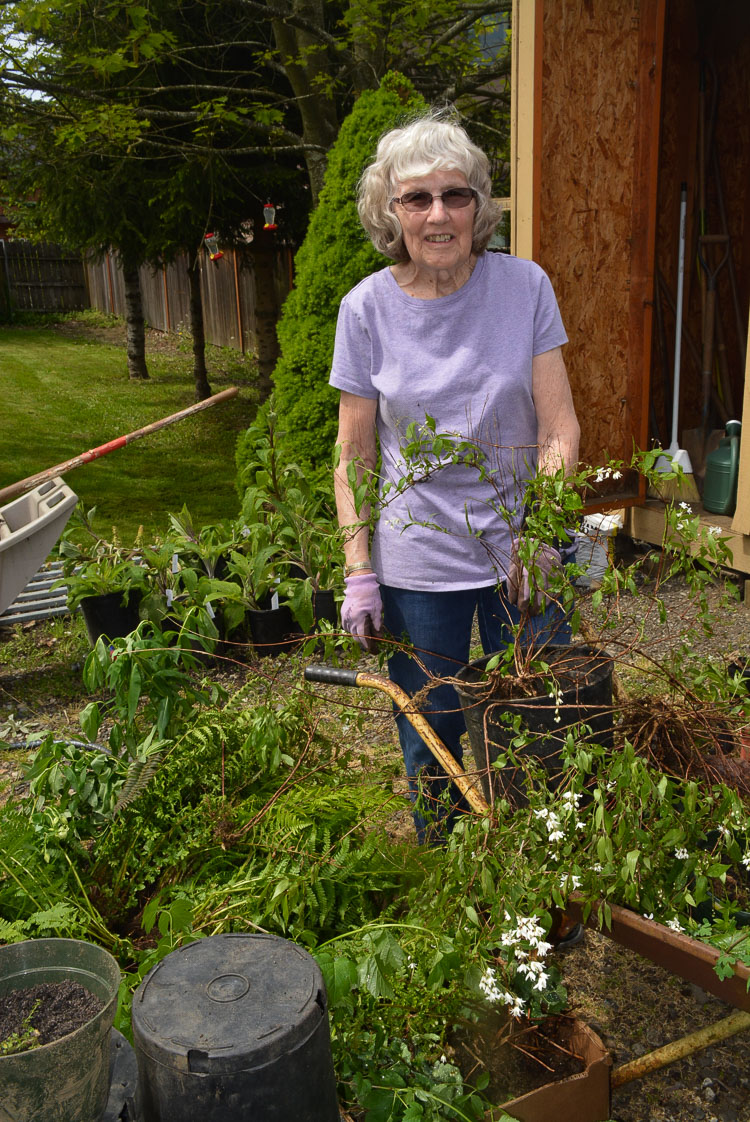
533, 0, 663, 479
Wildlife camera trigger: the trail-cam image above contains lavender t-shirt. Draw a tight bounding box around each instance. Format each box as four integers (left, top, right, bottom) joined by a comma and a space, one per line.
329, 252, 567, 591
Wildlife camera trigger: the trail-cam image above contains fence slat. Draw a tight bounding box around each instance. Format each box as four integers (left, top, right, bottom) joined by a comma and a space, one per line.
0, 240, 88, 311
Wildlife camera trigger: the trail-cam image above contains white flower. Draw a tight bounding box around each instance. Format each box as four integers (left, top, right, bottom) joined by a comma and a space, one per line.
707, 525, 722, 536
502, 992, 527, 1019
675, 847, 689, 860
666, 917, 683, 932
559, 874, 581, 891
679, 501, 691, 511
741, 852, 750, 871
644, 912, 654, 920
440, 1054, 447, 1063
479, 967, 503, 1003
562, 791, 581, 806
612, 470, 622, 480
548, 829, 565, 843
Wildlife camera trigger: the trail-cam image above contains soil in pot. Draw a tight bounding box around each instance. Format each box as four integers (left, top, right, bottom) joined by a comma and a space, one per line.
452, 1012, 588, 1102
0, 980, 103, 1052
455, 645, 614, 807
0, 937, 121, 1122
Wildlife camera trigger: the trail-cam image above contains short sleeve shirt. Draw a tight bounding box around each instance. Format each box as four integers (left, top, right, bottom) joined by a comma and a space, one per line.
329, 252, 567, 590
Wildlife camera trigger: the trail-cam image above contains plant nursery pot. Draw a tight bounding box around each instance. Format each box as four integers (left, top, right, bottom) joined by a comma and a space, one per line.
488, 1018, 612, 1122
248, 603, 303, 657
312, 588, 337, 629
455, 644, 613, 806
80, 590, 142, 647
131, 932, 340, 1122
0, 937, 121, 1122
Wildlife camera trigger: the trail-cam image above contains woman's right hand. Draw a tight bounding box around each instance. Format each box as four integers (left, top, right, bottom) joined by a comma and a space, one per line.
341, 572, 382, 650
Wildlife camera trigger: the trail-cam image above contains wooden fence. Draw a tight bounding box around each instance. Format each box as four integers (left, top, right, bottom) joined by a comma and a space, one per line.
0, 239, 89, 315
85, 245, 293, 354
0, 237, 293, 358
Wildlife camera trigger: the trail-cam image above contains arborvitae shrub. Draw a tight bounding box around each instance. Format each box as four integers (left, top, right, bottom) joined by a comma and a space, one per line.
236, 73, 428, 490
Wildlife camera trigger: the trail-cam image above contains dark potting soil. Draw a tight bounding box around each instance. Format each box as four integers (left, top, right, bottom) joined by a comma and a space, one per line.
0, 980, 103, 1051
452, 1012, 586, 1103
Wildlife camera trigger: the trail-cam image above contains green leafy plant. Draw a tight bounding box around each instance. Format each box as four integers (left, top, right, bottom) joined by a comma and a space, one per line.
236, 408, 344, 632
54, 504, 148, 611
0, 1000, 41, 1056
245, 73, 429, 484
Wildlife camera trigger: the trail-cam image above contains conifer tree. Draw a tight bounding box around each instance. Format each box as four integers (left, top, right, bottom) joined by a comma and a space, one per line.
262, 73, 428, 482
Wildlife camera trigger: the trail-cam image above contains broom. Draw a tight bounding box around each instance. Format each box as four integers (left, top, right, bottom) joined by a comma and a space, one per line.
654, 183, 700, 502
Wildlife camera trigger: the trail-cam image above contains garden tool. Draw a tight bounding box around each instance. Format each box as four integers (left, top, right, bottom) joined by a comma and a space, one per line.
654, 184, 699, 500
304, 662, 489, 815
697, 233, 730, 452
0, 386, 239, 505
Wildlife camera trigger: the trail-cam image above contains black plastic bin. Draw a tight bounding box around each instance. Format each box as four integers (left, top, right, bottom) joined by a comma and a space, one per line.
131, 932, 340, 1122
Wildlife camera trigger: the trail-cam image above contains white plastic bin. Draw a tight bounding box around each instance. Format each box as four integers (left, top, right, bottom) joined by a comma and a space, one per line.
0, 478, 78, 614
575, 511, 624, 588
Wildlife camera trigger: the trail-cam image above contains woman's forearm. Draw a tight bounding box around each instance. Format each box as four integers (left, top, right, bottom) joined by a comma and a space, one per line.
334, 392, 379, 569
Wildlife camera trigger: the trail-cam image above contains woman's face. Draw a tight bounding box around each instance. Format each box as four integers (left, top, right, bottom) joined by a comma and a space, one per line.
391, 168, 476, 278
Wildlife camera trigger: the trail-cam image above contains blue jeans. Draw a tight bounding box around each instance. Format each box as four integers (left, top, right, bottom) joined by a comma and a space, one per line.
380, 582, 571, 843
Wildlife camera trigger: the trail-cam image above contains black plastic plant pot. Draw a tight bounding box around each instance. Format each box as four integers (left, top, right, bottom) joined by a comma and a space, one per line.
248, 604, 302, 657
80, 591, 142, 647
454, 644, 614, 807
131, 932, 340, 1122
312, 589, 337, 629
0, 937, 121, 1122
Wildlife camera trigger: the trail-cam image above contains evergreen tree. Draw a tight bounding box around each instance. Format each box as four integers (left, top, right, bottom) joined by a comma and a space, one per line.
262, 73, 428, 483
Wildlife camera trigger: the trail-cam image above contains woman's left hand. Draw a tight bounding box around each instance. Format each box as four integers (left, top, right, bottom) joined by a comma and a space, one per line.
507, 537, 562, 614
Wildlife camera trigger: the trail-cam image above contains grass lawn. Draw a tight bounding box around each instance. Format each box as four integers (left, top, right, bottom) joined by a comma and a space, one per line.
0, 311, 262, 542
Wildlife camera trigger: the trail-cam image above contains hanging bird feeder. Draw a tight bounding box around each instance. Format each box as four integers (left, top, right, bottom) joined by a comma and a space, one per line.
204, 232, 223, 260
263, 203, 278, 230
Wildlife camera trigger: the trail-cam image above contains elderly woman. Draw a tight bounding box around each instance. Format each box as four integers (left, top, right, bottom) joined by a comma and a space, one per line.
330, 112, 580, 843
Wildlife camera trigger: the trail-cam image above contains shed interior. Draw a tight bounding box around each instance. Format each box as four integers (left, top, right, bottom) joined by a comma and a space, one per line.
651, 0, 749, 491
510, 0, 750, 571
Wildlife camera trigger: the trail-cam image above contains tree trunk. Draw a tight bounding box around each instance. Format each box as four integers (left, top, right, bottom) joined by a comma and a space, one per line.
271, 0, 339, 204
187, 257, 212, 401
252, 246, 280, 399
122, 260, 149, 380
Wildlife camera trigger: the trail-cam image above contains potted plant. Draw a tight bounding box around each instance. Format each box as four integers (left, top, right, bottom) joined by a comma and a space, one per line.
238, 409, 343, 637
0, 936, 121, 1122
348, 418, 738, 807
54, 505, 148, 646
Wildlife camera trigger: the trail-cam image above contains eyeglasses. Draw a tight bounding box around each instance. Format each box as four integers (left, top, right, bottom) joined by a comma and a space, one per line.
391, 187, 477, 213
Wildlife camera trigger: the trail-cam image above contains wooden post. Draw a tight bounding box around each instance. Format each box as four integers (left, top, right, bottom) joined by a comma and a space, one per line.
233, 248, 244, 354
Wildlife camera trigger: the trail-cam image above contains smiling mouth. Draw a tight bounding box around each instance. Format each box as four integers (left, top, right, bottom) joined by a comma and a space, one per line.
425, 234, 453, 243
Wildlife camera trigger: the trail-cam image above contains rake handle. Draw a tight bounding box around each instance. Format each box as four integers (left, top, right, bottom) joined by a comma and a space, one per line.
0, 387, 239, 505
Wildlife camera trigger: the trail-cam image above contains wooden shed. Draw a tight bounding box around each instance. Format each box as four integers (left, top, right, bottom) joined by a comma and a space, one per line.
509, 0, 750, 574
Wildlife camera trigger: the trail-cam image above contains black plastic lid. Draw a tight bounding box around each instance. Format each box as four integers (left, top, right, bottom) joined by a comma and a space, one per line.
132, 933, 327, 1074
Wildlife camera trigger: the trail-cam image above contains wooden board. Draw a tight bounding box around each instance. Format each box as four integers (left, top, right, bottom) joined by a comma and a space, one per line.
524, 0, 665, 479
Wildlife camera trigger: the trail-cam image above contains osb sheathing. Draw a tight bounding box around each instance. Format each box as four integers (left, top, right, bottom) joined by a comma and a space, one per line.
538, 1, 644, 468
653, 0, 750, 443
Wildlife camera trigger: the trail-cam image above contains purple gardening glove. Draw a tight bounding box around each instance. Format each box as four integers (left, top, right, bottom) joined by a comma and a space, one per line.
506, 536, 562, 614
341, 572, 383, 650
